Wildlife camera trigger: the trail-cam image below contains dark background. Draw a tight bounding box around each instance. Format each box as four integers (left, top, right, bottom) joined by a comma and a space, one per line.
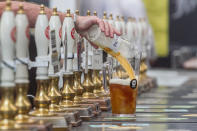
153, 1, 197, 68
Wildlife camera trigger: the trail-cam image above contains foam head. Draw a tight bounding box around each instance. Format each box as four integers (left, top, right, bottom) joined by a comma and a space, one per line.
109, 78, 130, 86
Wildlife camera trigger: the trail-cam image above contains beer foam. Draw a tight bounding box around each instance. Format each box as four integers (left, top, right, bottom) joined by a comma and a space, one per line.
109, 78, 130, 86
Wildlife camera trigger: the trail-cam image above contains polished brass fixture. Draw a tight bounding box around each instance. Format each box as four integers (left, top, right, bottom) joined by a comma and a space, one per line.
73, 71, 84, 103
60, 74, 79, 107
29, 79, 54, 116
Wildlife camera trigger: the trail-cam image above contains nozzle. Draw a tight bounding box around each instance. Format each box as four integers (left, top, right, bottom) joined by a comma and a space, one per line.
5, 0, 11, 11
40, 4, 46, 14
75, 10, 79, 15
93, 11, 97, 16
87, 10, 91, 16
52, 7, 58, 16
66, 9, 72, 17
17, 3, 24, 14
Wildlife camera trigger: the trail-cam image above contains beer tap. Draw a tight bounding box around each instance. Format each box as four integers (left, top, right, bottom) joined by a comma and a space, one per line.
29, 5, 54, 116
82, 10, 97, 99
126, 17, 136, 45
73, 10, 84, 103
82, 69, 97, 99
47, 7, 62, 112
15, 3, 33, 124
60, 9, 79, 107
138, 18, 146, 82
73, 71, 84, 103
89, 11, 106, 97
0, 0, 17, 129
62, 9, 75, 73
120, 16, 126, 37
140, 18, 149, 82
60, 73, 77, 107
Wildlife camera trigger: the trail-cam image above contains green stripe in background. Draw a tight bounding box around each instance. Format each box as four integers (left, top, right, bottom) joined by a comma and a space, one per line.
143, 0, 169, 57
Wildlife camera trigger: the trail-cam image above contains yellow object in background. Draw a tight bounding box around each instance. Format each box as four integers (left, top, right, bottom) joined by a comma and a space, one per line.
143, 0, 169, 57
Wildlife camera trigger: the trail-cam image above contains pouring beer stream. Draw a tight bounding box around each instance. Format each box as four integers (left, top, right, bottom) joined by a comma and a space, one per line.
85, 25, 136, 80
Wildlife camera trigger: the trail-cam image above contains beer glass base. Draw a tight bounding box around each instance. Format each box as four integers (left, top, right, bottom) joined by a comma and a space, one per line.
112, 114, 136, 117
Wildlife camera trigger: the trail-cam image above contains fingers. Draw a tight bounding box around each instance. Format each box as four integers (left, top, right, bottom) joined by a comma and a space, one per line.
97, 18, 105, 32
104, 21, 110, 36
109, 24, 114, 38
95, 17, 121, 37
113, 27, 121, 36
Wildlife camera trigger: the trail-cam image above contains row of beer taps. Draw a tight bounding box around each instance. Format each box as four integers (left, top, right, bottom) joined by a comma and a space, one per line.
0, 0, 154, 129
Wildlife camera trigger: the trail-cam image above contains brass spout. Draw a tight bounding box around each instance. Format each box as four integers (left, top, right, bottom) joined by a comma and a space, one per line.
82, 70, 97, 99
73, 71, 84, 103
48, 76, 62, 112
29, 79, 54, 116
60, 74, 79, 107
15, 83, 34, 124
0, 87, 17, 129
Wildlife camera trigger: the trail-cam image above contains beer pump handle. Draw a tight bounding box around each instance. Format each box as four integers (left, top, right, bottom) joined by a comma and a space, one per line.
61, 9, 75, 73
48, 7, 61, 75
35, 5, 49, 79
15, 4, 30, 83
0, 0, 16, 87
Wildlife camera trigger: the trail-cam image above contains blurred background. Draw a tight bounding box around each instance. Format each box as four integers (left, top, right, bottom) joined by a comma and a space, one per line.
17, 0, 197, 69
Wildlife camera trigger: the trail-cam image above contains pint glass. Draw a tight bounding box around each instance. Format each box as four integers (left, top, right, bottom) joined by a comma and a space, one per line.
109, 79, 137, 116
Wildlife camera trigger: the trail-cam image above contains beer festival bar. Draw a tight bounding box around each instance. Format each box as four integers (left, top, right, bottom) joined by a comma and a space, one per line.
0, 0, 197, 131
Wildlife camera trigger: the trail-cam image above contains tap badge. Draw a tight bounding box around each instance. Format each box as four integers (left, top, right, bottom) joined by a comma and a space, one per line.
59, 27, 62, 39
11, 26, 16, 43
45, 26, 50, 40
26, 25, 30, 40
71, 27, 75, 39
130, 79, 137, 89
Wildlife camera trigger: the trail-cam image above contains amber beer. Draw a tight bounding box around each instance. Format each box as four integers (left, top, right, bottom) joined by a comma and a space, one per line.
110, 79, 137, 115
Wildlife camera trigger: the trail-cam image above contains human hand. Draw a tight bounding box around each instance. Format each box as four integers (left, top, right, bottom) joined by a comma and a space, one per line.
75, 16, 121, 38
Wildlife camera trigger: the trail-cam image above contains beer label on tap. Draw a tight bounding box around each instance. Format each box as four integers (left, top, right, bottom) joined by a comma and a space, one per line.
71, 27, 75, 40
11, 26, 16, 43
130, 79, 137, 89
50, 30, 60, 73
59, 27, 62, 39
45, 26, 50, 40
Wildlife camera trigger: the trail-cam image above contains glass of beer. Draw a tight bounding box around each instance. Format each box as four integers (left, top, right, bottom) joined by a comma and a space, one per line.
109, 78, 138, 116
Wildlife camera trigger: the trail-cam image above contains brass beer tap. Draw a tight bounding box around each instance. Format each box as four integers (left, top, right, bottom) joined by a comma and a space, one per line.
73, 71, 84, 103
60, 74, 79, 107
82, 70, 97, 99
48, 76, 62, 112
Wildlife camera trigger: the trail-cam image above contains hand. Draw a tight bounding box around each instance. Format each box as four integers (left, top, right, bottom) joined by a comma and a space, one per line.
75, 16, 121, 38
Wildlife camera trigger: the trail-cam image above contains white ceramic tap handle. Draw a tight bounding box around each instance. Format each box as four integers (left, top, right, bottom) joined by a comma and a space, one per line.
0, 4, 16, 87
62, 9, 75, 73
15, 5, 29, 84
35, 5, 49, 79
48, 8, 61, 76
